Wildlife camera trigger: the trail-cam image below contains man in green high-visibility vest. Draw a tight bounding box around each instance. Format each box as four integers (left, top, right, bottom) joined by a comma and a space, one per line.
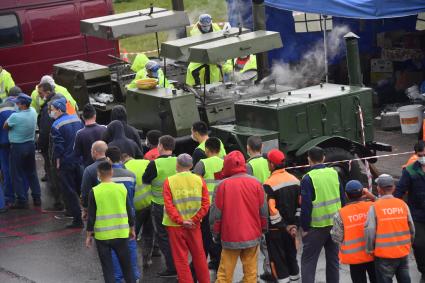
300, 147, 346, 283
191, 121, 226, 167
193, 137, 224, 272
245, 135, 272, 281
142, 135, 177, 278
246, 136, 271, 183
122, 153, 155, 270
85, 161, 136, 283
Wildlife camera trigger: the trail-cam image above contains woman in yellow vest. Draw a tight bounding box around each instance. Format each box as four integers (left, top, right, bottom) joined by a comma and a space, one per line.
163, 154, 210, 283
128, 60, 172, 89
85, 161, 136, 283
186, 14, 223, 87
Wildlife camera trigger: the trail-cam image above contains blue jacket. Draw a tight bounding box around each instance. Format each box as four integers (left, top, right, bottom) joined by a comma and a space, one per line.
300, 164, 346, 231
51, 113, 83, 167
395, 161, 425, 223
0, 99, 15, 145
111, 163, 137, 213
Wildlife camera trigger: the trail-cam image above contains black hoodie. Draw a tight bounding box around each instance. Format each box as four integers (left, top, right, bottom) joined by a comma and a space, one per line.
107, 120, 143, 159
102, 105, 142, 150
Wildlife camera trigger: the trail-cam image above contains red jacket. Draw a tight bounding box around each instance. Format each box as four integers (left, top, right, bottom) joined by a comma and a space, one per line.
210, 151, 268, 249
144, 147, 160, 161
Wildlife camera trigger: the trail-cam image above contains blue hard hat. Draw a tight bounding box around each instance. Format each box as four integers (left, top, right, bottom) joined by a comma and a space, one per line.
199, 14, 212, 26
51, 98, 67, 112
11, 93, 32, 106
145, 60, 160, 72
345, 180, 363, 195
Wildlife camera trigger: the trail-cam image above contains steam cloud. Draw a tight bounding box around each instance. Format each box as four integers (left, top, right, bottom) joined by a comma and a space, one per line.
265, 25, 350, 88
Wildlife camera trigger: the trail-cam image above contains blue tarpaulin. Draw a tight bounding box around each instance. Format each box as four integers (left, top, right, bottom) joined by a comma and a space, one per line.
226, 0, 421, 64
265, 0, 425, 19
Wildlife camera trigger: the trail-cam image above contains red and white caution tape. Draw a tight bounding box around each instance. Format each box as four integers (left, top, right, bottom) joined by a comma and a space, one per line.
357, 104, 373, 190
284, 151, 414, 171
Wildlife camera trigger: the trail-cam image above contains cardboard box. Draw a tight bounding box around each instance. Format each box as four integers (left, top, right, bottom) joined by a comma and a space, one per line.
371, 59, 394, 73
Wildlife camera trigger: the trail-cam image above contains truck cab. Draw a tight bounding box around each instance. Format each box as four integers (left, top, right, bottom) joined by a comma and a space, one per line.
0, 0, 119, 93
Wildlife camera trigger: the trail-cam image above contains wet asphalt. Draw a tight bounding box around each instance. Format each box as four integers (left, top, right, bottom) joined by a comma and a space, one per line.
0, 128, 422, 282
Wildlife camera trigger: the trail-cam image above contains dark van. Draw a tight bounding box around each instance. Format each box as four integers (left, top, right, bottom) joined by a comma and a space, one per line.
0, 0, 119, 93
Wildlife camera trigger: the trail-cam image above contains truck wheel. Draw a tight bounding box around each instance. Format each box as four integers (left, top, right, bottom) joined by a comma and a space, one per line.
323, 147, 367, 186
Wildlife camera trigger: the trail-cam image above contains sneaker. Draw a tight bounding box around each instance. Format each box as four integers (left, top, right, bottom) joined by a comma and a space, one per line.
142, 256, 152, 270
157, 270, 177, 278
33, 199, 42, 207
259, 273, 275, 282
66, 222, 84, 229
42, 207, 65, 213
54, 213, 74, 220
9, 202, 29, 209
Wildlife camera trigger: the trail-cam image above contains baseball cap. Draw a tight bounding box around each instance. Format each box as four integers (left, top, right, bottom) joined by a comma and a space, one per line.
11, 93, 32, 106
199, 14, 212, 27
345, 180, 363, 196
177, 153, 193, 168
51, 98, 67, 112
8, 86, 22, 97
266, 149, 286, 166
375, 174, 394, 188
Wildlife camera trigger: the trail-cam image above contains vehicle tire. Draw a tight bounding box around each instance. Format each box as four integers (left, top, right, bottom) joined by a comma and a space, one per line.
323, 147, 368, 186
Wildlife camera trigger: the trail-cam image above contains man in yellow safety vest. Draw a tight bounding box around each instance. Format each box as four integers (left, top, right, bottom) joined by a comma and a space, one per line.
85, 161, 136, 283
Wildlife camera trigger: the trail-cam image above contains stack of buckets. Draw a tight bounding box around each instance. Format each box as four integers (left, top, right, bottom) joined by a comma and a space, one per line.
398, 104, 424, 134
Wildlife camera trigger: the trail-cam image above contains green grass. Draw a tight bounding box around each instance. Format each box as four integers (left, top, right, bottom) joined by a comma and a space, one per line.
113, 0, 228, 60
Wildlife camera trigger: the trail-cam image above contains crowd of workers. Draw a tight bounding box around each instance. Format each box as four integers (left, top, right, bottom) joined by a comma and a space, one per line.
0, 13, 424, 283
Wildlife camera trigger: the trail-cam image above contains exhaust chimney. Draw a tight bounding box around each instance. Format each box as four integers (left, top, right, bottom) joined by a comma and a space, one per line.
172, 0, 187, 38
344, 32, 363, 87
252, 0, 269, 82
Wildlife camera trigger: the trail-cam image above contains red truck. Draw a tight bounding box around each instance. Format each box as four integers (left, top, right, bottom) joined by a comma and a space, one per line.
0, 0, 119, 93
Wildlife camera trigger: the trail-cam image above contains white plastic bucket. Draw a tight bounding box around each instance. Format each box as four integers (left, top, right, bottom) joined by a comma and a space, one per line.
398, 104, 423, 134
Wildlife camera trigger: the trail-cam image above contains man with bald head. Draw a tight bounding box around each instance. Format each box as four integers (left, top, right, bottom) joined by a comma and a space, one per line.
81, 141, 108, 219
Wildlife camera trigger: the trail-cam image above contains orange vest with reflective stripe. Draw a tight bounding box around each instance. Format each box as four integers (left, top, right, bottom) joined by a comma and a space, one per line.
66, 100, 76, 115
374, 198, 411, 258
339, 201, 374, 264
402, 154, 417, 169
264, 169, 300, 218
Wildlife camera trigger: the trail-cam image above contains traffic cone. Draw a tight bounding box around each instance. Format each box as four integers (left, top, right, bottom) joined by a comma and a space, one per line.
121, 48, 129, 62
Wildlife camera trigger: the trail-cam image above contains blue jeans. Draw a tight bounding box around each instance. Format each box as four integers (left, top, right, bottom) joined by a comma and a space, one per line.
9, 142, 41, 204
112, 239, 140, 282
0, 146, 12, 205
375, 256, 411, 283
